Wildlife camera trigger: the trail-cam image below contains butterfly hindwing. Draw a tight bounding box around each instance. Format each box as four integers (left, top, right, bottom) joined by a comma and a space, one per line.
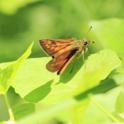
46, 49, 78, 74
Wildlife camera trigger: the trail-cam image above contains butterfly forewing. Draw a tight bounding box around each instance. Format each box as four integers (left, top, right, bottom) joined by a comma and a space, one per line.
39, 39, 75, 56
46, 49, 78, 74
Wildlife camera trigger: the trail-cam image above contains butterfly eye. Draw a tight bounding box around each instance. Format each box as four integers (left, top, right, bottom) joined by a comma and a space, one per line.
84, 41, 88, 45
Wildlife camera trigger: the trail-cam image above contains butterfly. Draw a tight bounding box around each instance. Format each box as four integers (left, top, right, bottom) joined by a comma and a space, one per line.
39, 38, 92, 75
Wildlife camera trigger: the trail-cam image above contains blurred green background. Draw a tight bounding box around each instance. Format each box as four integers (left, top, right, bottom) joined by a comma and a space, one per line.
0, 1, 124, 124
0, 0, 124, 62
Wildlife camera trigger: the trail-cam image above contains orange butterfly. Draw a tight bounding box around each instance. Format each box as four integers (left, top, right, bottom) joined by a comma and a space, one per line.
39, 38, 92, 75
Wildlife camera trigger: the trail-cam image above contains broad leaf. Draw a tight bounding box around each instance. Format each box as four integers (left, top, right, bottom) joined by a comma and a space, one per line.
12, 49, 121, 103
0, 43, 33, 94
91, 19, 124, 58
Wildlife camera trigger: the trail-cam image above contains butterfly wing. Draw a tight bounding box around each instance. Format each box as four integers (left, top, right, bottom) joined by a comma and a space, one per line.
46, 49, 78, 75
39, 39, 76, 57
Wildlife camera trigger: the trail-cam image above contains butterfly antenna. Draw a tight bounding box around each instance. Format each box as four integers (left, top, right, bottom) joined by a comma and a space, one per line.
85, 26, 92, 37
85, 26, 95, 44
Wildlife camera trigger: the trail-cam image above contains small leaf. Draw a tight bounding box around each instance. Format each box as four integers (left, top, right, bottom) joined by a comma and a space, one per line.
7, 87, 35, 121
115, 90, 124, 113
0, 95, 9, 121
24, 80, 53, 103
12, 103, 35, 120
0, 42, 33, 94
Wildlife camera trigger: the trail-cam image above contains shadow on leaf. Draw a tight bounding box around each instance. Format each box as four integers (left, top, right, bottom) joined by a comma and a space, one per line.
24, 80, 53, 103
59, 55, 84, 83
75, 77, 118, 101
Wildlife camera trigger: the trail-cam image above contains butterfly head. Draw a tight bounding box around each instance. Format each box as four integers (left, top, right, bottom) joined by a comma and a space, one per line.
83, 40, 95, 46
83, 40, 88, 46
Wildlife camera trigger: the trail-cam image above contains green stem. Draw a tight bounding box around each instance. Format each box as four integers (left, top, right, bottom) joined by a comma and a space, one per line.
89, 95, 120, 123
4, 94, 15, 122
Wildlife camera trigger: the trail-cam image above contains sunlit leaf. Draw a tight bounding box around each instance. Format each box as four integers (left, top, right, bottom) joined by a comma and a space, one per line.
115, 90, 124, 113
0, 0, 40, 14
91, 19, 124, 58
12, 103, 35, 120
0, 43, 33, 94
16, 99, 77, 124
0, 95, 9, 121
11, 49, 121, 104
69, 99, 89, 124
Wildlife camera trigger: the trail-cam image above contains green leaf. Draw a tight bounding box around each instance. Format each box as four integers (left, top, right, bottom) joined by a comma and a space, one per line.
0, 42, 33, 94
24, 80, 53, 103
75, 77, 118, 100
91, 19, 124, 58
115, 90, 124, 113
0, 95, 9, 121
69, 99, 89, 124
70, 49, 121, 96
16, 99, 77, 124
0, 0, 40, 14
102, 122, 123, 124
16, 87, 121, 124
7, 87, 22, 108
6, 87, 36, 121
81, 87, 121, 124
12, 103, 35, 120
112, 63, 124, 86
42, 49, 121, 104
12, 58, 55, 99
0, 122, 6, 124
12, 49, 121, 103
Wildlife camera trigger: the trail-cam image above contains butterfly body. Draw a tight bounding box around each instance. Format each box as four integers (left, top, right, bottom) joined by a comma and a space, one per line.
39, 38, 89, 75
